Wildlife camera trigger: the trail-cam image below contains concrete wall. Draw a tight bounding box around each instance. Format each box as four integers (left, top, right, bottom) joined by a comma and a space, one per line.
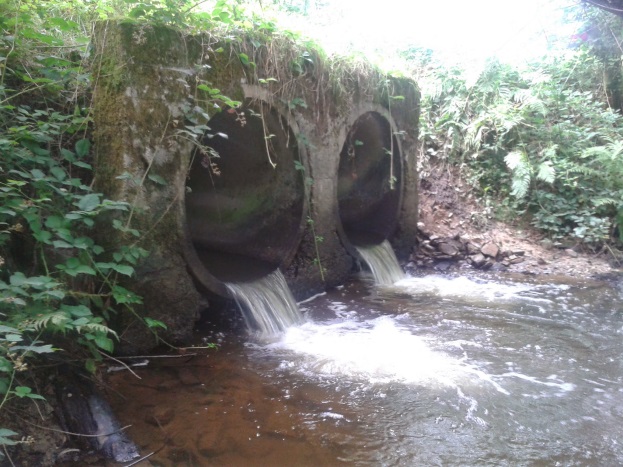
92, 21, 419, 352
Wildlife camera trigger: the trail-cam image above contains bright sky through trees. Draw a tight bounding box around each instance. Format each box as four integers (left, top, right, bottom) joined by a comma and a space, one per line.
274, 0, 578, 64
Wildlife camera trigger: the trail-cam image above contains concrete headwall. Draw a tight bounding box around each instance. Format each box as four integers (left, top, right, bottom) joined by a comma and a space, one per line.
92, 21, 419, 352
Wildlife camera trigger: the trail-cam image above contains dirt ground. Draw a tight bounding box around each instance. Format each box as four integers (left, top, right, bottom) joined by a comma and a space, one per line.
414, 162, 619, 280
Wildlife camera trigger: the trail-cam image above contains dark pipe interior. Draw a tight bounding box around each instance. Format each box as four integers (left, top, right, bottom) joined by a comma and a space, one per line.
185, 100, 305, 286
338, 112, 402, 246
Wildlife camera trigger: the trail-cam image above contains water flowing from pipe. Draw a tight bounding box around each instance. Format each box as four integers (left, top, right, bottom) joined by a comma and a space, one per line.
355, 240, 405, 285
225, 269, 304, 335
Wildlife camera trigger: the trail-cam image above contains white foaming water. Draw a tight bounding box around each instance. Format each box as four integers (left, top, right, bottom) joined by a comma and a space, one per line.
355, 240, 405, 285
249, 275, 578, 399
265, 315, 467, 387
225, 269, 304, 335
394, 275, 543, 302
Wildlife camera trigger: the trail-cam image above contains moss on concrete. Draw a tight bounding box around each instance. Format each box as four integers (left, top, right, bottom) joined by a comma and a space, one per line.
92, 20, 420, 352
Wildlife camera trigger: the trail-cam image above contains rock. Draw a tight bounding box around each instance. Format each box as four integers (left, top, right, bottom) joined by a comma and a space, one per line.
422, 241, 436, 253
438, 241, 461, 257
481, 242, 499, 258
537, 257, 548, 265
466, 242, 481, 255
540, 238, 554, 250
434, 260, 453, 272
507, 255, 525, 265
145, 406, 175, 427
417, 222, 432, 237
469, 253, 487, 268
434, 255, 455, 260
565, 249, 579, 258
490, 262, 508, 272
178, 368, 201, 386
56, 374, 140, 463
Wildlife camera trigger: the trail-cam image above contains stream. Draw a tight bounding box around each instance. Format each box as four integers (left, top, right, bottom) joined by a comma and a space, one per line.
108, 272, 623, 466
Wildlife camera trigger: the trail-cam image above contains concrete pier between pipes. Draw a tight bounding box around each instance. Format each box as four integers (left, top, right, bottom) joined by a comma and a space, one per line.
92, 21, 420, 352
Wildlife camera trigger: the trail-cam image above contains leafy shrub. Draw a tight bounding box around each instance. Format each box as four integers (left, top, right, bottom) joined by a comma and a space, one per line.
410, 44, 623, 249
0, 0, 157, 450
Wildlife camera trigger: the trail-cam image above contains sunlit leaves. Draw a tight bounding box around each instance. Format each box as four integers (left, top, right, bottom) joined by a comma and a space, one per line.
412, 43, 623, 246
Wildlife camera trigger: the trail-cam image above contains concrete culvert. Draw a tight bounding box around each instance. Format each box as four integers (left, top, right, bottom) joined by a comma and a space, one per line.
338, 111, 403, 246
184, 100, 306, 295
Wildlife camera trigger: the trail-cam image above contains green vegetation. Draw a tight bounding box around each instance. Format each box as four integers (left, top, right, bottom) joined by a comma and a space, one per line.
409, 6, 623, 254
0, 0, 253, 451
0, 0, 156, 451
3, 0, 623, 457
0, 0, 394, 453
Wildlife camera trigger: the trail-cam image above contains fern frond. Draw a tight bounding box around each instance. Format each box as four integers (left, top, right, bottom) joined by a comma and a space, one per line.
504, 150, 524, 170
607, 140, 623, 160
536, 161, 555, 184
541, 144, 559, 161
511, 88, 529, 104
506, 150, 532, 198
511, 88, 547, 116
591, 197, 618, 208
581, 145, 610, 160
77, 322, 117, 337
33, 311, 69, 331
511, 172, 531, 199
566, 162, 600, 176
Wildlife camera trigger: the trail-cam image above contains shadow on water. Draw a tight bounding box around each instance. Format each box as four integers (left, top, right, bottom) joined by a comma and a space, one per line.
106, 273, 623, 466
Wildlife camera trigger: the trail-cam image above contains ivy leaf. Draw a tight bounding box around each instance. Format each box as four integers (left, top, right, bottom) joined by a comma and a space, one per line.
0, 325, 19, 334
63, 304, 92, 318
0, 428, 18, 445
0, 358, 14, 373
85, 359, 96, 374
33, 230, 53, 244
145, 317, 167, 330
77, 193, 100, 212
147, 174, 167, 185
75, 138, 91, 157
72, 161, 92, 169
30, 168, 46, 180
12, 344, 55, 354
111, 264, 134, 276
112, 285, 143, 305
238, 53, 250, 66
9, 272, 26, 287
14, 386, 45, 400
94, 334, 114, 353
52, 240, 74, 249
45, 215, 65, 229
72, 237, 94, 249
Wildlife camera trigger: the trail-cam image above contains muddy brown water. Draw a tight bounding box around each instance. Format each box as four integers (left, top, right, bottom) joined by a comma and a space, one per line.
107, 273, 623, 466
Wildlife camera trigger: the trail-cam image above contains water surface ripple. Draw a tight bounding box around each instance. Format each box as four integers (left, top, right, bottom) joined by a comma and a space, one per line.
109, 274, 623, 466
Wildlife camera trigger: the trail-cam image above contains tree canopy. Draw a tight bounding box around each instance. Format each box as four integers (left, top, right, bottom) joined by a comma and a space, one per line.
583, 0, 623, 17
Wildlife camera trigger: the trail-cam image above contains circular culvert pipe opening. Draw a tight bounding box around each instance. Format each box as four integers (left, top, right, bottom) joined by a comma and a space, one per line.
184, 100, 306, 295
338, 111, 403, 247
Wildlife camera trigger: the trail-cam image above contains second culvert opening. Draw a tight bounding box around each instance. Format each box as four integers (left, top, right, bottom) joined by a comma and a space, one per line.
338, 111, 402, 246
184, 100, 305, 291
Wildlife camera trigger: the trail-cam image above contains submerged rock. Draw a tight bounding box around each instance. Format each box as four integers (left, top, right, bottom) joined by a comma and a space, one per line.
56, 371, 140, 463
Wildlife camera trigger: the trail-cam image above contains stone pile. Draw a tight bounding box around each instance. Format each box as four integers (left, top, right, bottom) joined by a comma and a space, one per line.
408, 222, 526, 273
